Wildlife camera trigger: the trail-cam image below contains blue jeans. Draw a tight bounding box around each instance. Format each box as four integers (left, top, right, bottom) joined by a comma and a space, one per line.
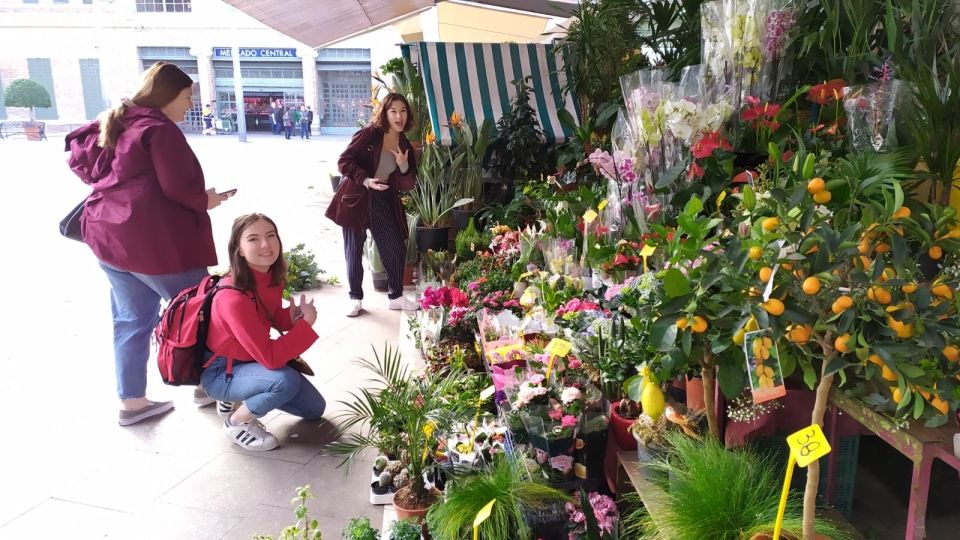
300, 121, 310, 139
99, 262, 209, 399
200, 356, 326, 419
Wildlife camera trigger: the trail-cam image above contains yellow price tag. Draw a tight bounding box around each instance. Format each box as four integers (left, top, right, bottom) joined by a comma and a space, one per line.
479, 385, 496, 401
583, 209, 598, 224
639, 244, 656, 273
786, 424, 831, 468
545, 338, 572, 357
473, 499, 496, 540
423, 421, 436, 438
773, 425, 832, 539
598, 199, 608, 210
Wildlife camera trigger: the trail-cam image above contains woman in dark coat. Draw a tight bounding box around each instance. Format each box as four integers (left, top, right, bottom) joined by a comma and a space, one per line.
325, 93, 419, 317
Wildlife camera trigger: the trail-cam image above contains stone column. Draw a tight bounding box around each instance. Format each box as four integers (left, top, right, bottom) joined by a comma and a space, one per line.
298, 47, 319, 118
190, 46, 215, 107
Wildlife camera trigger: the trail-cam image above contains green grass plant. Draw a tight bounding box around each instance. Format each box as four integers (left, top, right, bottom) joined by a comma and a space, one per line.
622, 433, 849, 540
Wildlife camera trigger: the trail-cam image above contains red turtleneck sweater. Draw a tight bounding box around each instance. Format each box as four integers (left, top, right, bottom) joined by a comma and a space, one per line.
205, 270, 318, 369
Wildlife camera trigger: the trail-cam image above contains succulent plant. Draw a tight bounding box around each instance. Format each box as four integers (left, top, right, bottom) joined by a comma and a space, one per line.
374, 455, 390, 473
378, 471, 393, 488
392, 469, 410, 490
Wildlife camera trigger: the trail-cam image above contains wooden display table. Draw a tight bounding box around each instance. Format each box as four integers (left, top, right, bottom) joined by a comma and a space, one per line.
614, 451, 675, 537
827, 388, 960, 539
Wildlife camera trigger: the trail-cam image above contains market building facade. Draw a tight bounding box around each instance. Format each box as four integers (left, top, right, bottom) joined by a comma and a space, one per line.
0, 0, 565, 134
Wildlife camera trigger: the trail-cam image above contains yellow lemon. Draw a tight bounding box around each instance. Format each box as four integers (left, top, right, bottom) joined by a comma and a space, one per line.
807, 177, 826, 194
762, 298, 785, 316
732, 327, 747, 346
802, 276, 822, 295
748, 246, 763, 260
762, 217, 780, 232
640, 382, 666, 422
892, 387, 902, 404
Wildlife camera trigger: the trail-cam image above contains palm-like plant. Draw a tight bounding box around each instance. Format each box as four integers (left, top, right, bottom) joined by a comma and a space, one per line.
327, 345, 472, 507
411, 142, 472, 228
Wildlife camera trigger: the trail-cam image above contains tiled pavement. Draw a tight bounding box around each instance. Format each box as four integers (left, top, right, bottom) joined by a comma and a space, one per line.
0, 133, 412, 539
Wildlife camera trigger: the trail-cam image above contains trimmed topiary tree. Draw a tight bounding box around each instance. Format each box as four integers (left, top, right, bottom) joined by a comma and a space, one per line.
4, 79, 51, 121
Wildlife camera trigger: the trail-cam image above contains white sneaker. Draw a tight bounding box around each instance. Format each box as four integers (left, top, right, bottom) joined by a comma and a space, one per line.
224, 418, 279, 451
346, 300, 363, 317
193, 387, 215, 406
216, 400, 238, 418
388, 296, 421, 311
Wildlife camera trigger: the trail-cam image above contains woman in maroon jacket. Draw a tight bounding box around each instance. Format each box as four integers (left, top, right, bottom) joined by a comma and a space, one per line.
66, 62, 232, 426
325, 93, 420, 317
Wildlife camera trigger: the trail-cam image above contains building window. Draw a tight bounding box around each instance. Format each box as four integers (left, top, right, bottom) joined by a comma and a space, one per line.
136, 0, 191, 13
213, 66, 303, 79
54, 0, 70, 4
0, 73, 7, 120
26, 58, 58, 120
79, 59, 106, 121
22, 0, 39, 4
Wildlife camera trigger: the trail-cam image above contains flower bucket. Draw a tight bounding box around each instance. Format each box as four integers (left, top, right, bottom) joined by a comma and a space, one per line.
609, 403, 637, 451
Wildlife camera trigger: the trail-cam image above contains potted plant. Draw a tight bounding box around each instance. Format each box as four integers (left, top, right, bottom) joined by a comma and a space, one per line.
404, 212, 419, 285
329, 345, 472, 523
365, 237, 389, 292
3, 78, 51, 141
411, 142, 472, 253
489, 77, 545, 191
329, 172, 343, 192
424, 454, 570, 540
341, 516, 380, 540
449, 114, 495, 233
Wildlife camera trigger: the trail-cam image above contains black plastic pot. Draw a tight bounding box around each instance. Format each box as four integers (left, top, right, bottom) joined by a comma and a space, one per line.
452, 208, 475, 236
416, 226, 450, 253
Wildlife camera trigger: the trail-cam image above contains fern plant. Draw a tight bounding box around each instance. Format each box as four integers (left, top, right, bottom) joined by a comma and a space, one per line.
284, 244, 335, 298
424, 455, 571, 540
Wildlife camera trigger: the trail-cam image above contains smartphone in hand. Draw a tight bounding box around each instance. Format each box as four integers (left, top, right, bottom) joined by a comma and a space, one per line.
218, 189, 238, 197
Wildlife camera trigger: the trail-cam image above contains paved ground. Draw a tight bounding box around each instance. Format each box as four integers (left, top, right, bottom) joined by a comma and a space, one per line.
0, 131, 408, 539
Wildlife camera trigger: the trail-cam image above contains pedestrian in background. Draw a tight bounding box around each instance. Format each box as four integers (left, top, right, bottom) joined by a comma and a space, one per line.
65, 62, 233, 426
299, 105, 310, 139
283, 106, 294, 139
202, 103, 215, 135
272, 101, 283, 135
305, 106, 314, 137
325, 92, 420, 317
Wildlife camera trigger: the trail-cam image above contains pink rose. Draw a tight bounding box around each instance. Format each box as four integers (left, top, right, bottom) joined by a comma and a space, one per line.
561, 415, 578, 428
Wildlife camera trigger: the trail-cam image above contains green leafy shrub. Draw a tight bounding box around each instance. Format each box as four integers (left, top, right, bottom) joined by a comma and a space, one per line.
341, 516, 379, 540
284, 243, 336, 297
3, 79, 51, 120
388, 519, 420, 540
454, 218, 490, 261
253, 485, 323, 540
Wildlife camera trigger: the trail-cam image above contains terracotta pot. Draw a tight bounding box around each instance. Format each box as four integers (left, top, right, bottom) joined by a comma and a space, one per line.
608, 402, 637, 450
393, 485, 440, 522
685, 375, 706, 411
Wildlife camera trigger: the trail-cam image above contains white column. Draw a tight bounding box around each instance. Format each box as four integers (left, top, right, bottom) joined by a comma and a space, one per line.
298, 47, 319, 117
189, 46, 215, 106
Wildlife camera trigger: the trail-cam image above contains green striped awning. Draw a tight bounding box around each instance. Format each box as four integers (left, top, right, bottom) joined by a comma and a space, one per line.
404, 42, 580, 146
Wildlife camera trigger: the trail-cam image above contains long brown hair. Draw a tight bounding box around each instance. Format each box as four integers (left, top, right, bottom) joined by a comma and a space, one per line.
228, 213, 287, 292
97, 62, 194, 148
370, 92, 414, 133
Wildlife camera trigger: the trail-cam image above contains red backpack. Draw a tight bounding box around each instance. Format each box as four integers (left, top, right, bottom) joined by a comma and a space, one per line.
155, 275, 236, 385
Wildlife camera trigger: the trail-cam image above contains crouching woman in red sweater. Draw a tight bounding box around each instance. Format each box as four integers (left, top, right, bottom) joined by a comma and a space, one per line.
201, 213, 324, 451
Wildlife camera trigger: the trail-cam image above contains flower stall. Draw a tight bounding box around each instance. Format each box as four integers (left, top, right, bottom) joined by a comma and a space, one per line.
329, 1, 960, 538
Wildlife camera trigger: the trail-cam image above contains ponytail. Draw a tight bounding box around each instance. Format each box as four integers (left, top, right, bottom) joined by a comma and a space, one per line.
97, 100, 130, 149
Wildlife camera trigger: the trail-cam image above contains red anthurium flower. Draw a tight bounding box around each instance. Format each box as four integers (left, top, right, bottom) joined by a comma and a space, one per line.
691, 131, 733, 159
689, 161, 705, 178
807, 79, 846, 105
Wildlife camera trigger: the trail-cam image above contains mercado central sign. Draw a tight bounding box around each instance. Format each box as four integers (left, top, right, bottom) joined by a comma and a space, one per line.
212, 47, 298, 59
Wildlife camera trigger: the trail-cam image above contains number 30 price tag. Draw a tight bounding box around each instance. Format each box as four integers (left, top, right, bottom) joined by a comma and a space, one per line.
786, 424, 831, 468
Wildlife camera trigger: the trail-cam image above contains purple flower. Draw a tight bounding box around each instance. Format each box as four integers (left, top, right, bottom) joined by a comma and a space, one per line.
529, 373, 545, 385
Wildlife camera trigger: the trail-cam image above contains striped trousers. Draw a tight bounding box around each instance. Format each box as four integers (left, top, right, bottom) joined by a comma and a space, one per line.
342, 192, 406, 300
